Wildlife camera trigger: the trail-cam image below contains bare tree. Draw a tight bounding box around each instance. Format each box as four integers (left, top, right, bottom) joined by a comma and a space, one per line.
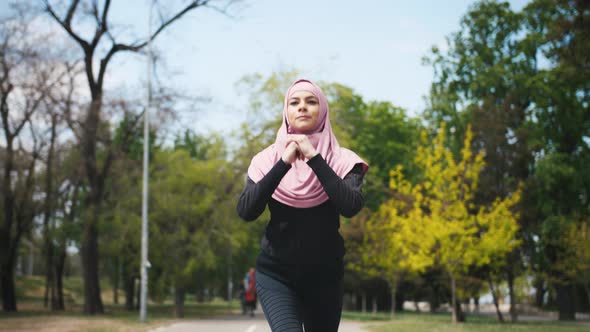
43, 0, 239, 314
40, 60, 82, 310
0, 6, 64, 312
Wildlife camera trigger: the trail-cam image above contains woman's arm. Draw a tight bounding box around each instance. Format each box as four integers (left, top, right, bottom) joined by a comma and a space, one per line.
236, 159, 291, 221
307, 155, 365, 217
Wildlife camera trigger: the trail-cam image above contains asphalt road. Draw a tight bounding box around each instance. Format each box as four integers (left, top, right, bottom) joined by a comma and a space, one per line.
149, 310, 371, 332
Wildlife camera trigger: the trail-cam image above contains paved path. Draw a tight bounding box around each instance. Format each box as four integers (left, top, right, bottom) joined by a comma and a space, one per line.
149, 310, 371, 332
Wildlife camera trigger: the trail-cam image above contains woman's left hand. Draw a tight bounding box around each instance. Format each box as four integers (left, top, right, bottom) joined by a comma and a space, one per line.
289, 135, 319, 159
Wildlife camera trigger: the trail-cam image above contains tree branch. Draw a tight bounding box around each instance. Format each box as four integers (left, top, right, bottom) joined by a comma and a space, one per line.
140, 0, 209, 50
0, 82, 13, 138
44, 0, 89, 51
64, 0, 81, 27
90, 0, 111, 50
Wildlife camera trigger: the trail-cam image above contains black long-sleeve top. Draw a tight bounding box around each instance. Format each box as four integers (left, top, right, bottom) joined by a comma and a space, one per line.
237, 154, 365, 271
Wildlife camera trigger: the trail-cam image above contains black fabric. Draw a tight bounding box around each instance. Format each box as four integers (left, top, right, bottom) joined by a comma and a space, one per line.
256, 270, 343, 332
236, 158, 292, 222
237, 155, 365, 264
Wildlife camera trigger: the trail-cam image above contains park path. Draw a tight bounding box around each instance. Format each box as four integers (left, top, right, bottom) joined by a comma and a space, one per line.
149, 310, 372, 332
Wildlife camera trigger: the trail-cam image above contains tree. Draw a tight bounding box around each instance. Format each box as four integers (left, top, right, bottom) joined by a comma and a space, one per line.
374, 123, 521, 323
149, 148, 237, 317
43, 0, 239, 314
423, 0, 590, 321
553, 218, 590, 313
522, 0, 590, 320
355, 195, 432, 318
0, 6, 65, 311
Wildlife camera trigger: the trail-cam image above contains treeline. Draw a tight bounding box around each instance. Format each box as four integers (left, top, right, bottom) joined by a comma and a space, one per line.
0, 0, 588, 324
348, 0, 589, 323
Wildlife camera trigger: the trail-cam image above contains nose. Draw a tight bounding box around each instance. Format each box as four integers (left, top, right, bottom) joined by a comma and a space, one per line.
298, 102, 308, 112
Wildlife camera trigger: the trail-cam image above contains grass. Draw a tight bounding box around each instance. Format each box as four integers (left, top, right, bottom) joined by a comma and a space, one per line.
342, 311, 590, 332
0, 299, 241, 331
4, 276, 589, 331
1, 275, 241, 331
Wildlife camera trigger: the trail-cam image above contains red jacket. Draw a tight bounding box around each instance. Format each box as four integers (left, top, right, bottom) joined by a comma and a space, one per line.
245, 271, 256, 302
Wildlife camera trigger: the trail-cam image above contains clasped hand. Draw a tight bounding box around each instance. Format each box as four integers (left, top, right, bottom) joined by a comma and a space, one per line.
281, 135, 318, 164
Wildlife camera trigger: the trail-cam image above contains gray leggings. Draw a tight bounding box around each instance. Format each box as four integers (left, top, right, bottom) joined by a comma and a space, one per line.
256, 270, 343, 332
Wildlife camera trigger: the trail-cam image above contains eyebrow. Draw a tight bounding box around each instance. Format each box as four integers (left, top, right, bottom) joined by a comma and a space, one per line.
289, 96, 318, 100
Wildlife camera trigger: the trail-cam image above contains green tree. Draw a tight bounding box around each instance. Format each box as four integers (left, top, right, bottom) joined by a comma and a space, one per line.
371, 124, 521, 323
424, 0, 590, 320
522, 0, 590, 319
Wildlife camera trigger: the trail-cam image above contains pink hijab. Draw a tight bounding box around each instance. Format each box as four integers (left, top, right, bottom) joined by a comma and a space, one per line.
247, 79, 368, 208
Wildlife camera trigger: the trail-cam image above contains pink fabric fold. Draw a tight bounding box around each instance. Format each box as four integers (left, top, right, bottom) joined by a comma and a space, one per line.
247, 79, 368, 208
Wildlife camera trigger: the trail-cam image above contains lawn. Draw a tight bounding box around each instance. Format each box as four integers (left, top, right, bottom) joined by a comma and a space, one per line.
3, 276, 589, 331
342, 311, 590, 332
0, 276, 240, 332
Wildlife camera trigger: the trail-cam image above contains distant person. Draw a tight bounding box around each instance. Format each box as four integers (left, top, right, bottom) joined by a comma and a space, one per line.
237, 79, 368, 331
238, 283, 246, 315
244, 267, 257, 317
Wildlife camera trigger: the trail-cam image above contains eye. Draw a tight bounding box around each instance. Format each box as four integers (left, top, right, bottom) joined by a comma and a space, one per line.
289, 101, 299, 106
306, 99, 318, 105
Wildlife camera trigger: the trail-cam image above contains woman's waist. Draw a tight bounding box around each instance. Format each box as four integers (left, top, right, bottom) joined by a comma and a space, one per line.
256, 250, 344, 284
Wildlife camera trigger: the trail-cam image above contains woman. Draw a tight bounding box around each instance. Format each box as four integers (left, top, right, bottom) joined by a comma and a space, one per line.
236, 79, 368, 332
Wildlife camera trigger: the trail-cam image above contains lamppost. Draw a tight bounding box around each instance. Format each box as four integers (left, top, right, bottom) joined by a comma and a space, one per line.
139, 0, 154, 323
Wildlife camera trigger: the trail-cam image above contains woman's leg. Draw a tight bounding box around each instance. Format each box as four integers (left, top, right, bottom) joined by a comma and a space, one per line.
256, 271, 303, 332
300, 278, 343, 332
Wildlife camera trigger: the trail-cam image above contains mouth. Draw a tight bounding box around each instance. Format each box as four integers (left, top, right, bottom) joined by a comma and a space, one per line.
296, 116, 311, 120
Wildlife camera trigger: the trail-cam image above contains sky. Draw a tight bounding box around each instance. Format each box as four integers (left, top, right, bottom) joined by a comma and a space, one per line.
2, 0, 531, 136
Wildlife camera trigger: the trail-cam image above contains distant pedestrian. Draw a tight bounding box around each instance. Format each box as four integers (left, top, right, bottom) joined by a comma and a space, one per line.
237, 79, 368, 331
244, 267, 257, 317
238, 283, 246, 315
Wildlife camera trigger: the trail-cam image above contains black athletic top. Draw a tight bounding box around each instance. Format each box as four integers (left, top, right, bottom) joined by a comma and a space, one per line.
237, 154, 365, 282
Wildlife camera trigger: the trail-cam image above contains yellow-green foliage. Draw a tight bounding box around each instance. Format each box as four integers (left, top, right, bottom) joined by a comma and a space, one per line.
361, 123, 521, 286
557, 219, 590, 288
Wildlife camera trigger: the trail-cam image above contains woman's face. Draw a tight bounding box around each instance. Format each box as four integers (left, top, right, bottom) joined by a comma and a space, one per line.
286, 90, 320, 134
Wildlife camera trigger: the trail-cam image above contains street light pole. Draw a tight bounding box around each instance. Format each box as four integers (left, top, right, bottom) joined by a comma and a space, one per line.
140, 1, 153, 323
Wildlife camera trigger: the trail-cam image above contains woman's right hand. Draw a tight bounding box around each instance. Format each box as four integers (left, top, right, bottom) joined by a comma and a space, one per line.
281, 141, 299, 165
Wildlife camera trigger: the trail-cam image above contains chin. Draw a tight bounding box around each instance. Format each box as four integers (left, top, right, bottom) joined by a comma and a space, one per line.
294, 127, 313, 134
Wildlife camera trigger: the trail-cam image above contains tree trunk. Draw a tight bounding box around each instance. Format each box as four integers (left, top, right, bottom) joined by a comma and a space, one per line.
556, 283, 576, 321
507, 266, 518, 322
44, 272, 50, 308
372, 295, 377, 316
488, 276, 504, 322
450, 275, 466, 323
1, 259, 17, 312
362, 292, 366, 313
81, 205, 104, 314
451, 275, 458, 323
125, 276, 135, 311
584, 284, 590, 315
54, 249, 66, 310
391, 289, 396, 318
175, 286, 186, 318
43, 113, 57, 310
112, 259, 119, 305
429, 282, 440, 313
44, 247, 55, 309
79, 93, 106, 315
1, 153, 17, 312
